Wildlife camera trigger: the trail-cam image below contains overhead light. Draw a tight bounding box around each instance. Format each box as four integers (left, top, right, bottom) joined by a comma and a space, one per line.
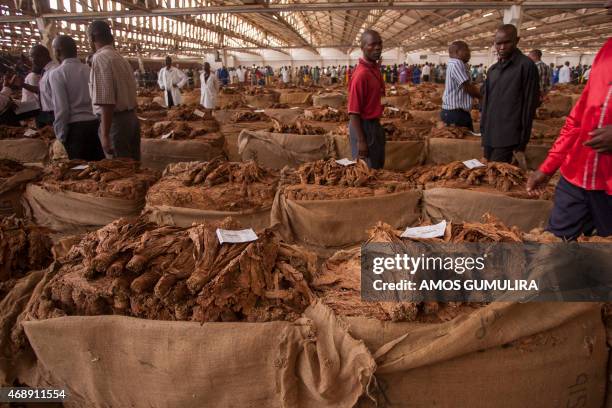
526, 26, 536, 31
483, 12, 493, 17
272, 15, 278, 20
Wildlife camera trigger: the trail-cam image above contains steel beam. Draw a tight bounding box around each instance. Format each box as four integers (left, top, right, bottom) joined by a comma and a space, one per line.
0, 1, 603, 23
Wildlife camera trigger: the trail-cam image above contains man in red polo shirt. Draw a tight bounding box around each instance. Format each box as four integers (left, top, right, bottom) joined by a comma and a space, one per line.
348, 29, 386, 168
527, 31, 611, 239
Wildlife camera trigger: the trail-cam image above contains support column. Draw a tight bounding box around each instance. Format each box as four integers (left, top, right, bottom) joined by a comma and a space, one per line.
503, 5, 523, 34
137, 54, 145, 73
35, 17, 57, 54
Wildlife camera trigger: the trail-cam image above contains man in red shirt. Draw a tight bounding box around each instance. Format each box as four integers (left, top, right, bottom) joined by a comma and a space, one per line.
348, 29, 386, 168
527, 27, 612, 239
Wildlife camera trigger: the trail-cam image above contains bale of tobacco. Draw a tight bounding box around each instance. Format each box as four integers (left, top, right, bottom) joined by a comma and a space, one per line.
34, 159, 160, 200
271, 159, 422, 250
269, 118, 327, 135
233, 111, 267, 123
313, 217, 522, 322
404, 161, 553, 198
142, 120, 222, 142
0, 159, 41, 216
0, 216, 52, 300
429, 124, 472, 139
145, 159, 279, 229
26, 217, 317, 323
303, 107, 350, 122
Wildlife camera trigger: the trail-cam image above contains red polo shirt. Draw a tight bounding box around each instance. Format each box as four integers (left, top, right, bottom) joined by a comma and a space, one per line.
348, 58, 385, 119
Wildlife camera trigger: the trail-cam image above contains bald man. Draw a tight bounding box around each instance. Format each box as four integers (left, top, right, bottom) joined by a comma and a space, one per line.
49, 35, 104, 161
480, 24, 539, 163
347, 29, 386, 169
441, 41, 481, 130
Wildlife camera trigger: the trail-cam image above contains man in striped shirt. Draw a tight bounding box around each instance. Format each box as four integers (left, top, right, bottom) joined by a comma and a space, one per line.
528, 49, 551, 103
441, 41, 481, 131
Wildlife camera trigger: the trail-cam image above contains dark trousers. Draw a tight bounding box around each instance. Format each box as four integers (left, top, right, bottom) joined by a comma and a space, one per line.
440, 109, 474, 131
36, 111, 54, 128
483, 145, 517, 163
547, 176, 612, 240
63, 119, 104, 161
422, 75, 430, 82
0, 108, 40, 126
108, 110, 141, 161
349, 118, 385, 169
166, 91, 174, 108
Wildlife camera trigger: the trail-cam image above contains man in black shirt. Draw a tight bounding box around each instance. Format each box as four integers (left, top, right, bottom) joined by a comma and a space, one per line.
481, 24, 540, 163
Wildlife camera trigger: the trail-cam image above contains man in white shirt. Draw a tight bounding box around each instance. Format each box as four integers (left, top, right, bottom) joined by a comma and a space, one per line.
0, 74, 40, 125
158, 56, 188, 108
281, 66, 290, 84
199, 62, 219, 110
422, 63, 431, 82
50, 35, 104, 161
236, 65, 245, 84
17, 45, 58, 128
88, 20, 140, 160
558, 61, 571, 84
21, 71, 40, 104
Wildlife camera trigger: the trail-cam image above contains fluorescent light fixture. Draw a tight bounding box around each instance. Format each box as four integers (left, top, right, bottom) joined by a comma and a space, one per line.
526, 26, 536, 31
483, 12, 493, 17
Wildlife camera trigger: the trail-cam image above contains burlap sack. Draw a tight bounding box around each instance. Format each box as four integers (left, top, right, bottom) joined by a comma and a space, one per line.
0, 139, 49, 163
350, 302, 606, 408
221, 123, 273, 162
407, 110, 440, 123
22, 184, 145, 233
545, 94, 573, 117
238, 130, 336, 169
182, 93, 200, 106
312, 93, 346, 109
213, 109, 253, 125
331, 135, 426, 171
423, 187, 552, 231
245, 93, 280, 109
141, 138, 225, 171
426, 138, 551, 170
22, 301, 375, 408
0, 270, 45, 386
144, 204, 272, 230
152, 96, 165, 106
0, 167, 40, 217
279, 92, 313, 105
382, 95, 411, 109
271, 189, 422, 250
217, 93, 245, 108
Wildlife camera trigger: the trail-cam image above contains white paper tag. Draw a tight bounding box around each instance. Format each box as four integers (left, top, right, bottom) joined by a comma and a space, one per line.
216, 228, 258, 244
290, 106, 300, 110
71, 164, 89, 170
161, 131, 174, 139
194, 109, 206, 118
23, 129, 38, 137
329, 107, 338, 113
469, 131, 482, 137
335, 158, 356, 166
387, 107, 400, 112
137, 116, 148, 121
401, 220, 447, 239
247, 104, 255, 108
254, 109, 265, 113
463, 159, 486, 169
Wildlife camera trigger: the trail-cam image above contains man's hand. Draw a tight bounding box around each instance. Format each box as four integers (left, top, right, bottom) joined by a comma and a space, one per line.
357, 139, 368, 159
526, 169, 552, 197
100, 136, 114, 157
584, 126, 612, 153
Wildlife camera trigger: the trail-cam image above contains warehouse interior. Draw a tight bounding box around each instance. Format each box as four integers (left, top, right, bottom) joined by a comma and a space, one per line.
0, 0, 610, 407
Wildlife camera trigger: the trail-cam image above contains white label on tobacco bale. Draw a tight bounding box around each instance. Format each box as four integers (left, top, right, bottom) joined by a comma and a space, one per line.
335, 158, 356, 166
194, 109, 206, 118
71, 164, 89, 170
216, 228, 258, 244
463, 159, 486, 169
388, 107, 400, 112
469, 131, 482, 137
290, 106, 300, 110
329, 107, 338, 113
23, 129, 38, 137
254, 109, 265, 113
161, 131, 174, 139
137, 116, 148, 121
401, 220, 447, 239
247, 104, 255, 108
